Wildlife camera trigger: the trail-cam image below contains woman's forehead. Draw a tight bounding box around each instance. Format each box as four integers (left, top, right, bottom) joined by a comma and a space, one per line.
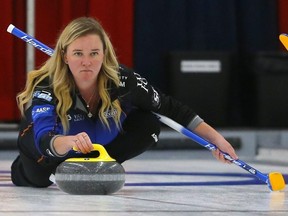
68, 34, 103, 50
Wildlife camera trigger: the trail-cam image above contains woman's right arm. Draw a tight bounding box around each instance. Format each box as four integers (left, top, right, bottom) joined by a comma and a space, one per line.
51, 132, 94, 156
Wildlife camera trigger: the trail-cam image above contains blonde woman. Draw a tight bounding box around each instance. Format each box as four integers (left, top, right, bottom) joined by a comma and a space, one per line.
11, 17, 237, 187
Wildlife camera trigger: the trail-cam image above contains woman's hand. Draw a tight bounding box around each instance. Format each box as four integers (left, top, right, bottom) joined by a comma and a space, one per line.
210, 137, 238, 163
52, 132, 94, 156
193, 122, 238, 163
72, 132, 94, 154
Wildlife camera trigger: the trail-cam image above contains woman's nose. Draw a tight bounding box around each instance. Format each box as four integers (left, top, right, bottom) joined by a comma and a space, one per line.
81, 57, 91, 66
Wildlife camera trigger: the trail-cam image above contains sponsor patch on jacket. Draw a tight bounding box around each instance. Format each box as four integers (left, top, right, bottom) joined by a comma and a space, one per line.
104, 108, 118, 118
32, 105, 54, 120
33, 90, 53, 102
67, 114, 85, 122
119, 75, 128, 87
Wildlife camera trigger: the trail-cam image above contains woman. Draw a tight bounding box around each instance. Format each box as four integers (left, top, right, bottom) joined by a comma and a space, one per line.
11, 17, 238, 187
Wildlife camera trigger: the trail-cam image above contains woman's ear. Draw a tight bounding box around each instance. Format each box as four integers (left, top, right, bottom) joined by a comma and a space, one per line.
64, 57, 68, 64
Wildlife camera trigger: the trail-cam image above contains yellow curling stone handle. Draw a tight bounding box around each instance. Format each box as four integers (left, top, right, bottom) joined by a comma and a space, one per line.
66, 144, 116, 162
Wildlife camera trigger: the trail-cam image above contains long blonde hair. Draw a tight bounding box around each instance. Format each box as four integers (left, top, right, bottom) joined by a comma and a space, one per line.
17, 17, 122, 133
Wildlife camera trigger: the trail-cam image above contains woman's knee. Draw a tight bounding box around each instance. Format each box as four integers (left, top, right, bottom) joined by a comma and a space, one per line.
11, 154, 53, 188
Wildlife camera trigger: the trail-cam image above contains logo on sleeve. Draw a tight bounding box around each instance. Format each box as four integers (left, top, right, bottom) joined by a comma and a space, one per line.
152, 87, 160, 108
33, 90, 53, 102
32, 105, 54, 120
134, 72, 148, 92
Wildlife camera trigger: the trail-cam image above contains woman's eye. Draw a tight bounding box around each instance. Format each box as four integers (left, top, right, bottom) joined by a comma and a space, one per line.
73, 52, 82, 56
91, 52, 99, 56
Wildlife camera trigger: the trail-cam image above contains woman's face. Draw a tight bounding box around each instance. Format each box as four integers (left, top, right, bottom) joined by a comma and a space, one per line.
64, 34, 104, 87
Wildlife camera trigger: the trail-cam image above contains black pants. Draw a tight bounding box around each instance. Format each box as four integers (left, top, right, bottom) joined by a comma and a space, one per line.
11, 110, 160, 187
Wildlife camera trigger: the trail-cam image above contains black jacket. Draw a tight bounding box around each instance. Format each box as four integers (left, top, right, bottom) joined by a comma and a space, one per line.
17, 65, 198, 164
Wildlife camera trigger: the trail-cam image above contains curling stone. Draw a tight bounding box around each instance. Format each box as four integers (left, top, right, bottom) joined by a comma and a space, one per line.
55, 144, 125, 195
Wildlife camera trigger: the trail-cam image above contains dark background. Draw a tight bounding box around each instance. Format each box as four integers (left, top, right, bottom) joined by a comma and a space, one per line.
2, 0, 288, 128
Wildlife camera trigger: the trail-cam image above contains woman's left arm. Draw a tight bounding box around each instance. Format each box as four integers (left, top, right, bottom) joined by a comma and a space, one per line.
193, 122, 238, 163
